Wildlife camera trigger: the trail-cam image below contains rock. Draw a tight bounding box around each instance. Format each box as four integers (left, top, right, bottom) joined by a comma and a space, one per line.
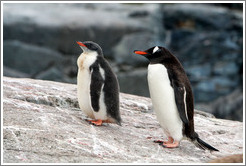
35, 67, 64, 82
194, 76, 239, 102
128, 10, 150, 18
213, 62, 239, 76
186, 63, 211, 81
194, 82, 218, 102
117, 68, 149, 97
3, 40, 63, 76
209, 154, 243, 163
3, 65, 30, 78
162, 4, 243, 31
208, 88, 243, 121
168, 29, 195, 51
112, 32, 152, 67
212, 3, 243, 11
3, 3, 152, 56
3, 77, 243, 163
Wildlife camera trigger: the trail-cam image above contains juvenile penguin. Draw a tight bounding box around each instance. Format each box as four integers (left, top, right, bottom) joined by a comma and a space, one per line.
76, 41, 121, 126
134, 46, 218, 151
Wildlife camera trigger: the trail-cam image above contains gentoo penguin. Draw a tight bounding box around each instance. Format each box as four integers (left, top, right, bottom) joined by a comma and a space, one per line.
134, 46, 218, 151
76, 41, 121, 126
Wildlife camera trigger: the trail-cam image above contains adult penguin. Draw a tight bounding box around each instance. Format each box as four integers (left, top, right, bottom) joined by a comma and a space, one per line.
134, 46, 218, 151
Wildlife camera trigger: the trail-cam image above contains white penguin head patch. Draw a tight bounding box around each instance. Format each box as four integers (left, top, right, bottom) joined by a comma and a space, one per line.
153, 46, 159, 54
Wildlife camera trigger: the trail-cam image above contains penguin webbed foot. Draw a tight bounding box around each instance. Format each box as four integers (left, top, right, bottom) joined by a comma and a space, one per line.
154, 137, 179, 148
86, 118, 122, 126
86, 119, 103, 126
162, 141, 179, 148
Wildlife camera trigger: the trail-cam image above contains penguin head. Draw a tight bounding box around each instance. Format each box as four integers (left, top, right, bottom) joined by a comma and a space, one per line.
76, 41, 103, 56
134, 46, 172, 63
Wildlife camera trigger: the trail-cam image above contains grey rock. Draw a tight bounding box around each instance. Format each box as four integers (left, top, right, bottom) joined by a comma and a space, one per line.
194, 83, 218, 102
62, 56, 79, 79
117, 69, 149, 97
112, 32, 153, 67
3, 40, 63, 76
212, 3, 243, 10
128, 10, 149, 18
194, 76, 238, 102
3, 77, 243, 163
35, 67, 64, 82
213, 62, 239, 76
169, 29, 195, 51
186, 63, 211, 81
210, 77, 238, 92
172, 32, 241, 65
209, 88, 243, 121
162, 4, 243, 31
3, 65, 30, 78
195, 80, 216, 93
3, 3, 152, 56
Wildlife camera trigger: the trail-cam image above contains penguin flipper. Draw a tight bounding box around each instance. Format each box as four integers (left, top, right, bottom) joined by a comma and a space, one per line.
172, 80, 189, 125
90, 64, 104, 112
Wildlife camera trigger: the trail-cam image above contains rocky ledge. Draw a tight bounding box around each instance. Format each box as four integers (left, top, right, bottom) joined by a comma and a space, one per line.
2, 77, 243, 163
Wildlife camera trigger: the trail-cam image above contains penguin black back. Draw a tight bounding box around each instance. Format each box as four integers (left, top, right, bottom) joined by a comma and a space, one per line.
97, 56, 121, 124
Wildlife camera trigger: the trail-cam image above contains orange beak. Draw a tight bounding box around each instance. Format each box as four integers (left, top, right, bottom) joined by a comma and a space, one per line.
134, 50, 148, 55
76, 41, 87, 47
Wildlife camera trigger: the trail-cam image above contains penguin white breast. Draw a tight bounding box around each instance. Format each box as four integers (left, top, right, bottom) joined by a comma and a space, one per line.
77, 52, 97, 119
148, 64, 183, 141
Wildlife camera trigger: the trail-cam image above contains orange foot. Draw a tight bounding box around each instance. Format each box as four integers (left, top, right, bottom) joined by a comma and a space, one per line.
87, 119, 103, 126
163, 136, 174, 144
154, 136, 179, 148
163, 140, 179, 148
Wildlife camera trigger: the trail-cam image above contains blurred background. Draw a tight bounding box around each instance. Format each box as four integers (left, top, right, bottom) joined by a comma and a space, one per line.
3, 3, 243, 121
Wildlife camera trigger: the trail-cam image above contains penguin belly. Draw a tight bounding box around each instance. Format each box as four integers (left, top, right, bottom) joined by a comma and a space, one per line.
77, 54, 96, 119
77, 54, 108, 120
148, 64, 183, 141
77, 69, 94, 119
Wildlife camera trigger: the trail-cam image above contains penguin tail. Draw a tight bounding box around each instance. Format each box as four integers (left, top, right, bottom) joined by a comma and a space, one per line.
116, 121, 122, 126
193, 133, 219, 152
110, 117, 122, 126
116, 117, 122, 126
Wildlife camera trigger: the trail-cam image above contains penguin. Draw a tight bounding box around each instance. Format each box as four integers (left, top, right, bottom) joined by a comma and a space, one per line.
134, 46, 218, 151
76, 41, 121, 126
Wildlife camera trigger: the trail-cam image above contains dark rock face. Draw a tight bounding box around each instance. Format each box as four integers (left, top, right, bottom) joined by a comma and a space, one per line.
2, 77, 243, 163
3, 3, 243, 121
3, 40, 64, 79
117, 69, 149, 97
160, 4, 243, 120
209, 88, 243, 121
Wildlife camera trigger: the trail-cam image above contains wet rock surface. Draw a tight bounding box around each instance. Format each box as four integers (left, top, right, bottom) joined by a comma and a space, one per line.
3, 77, 243, 163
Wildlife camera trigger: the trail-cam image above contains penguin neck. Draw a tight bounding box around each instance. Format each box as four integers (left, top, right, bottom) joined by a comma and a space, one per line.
77, 52, 98, 69
149, 56, 165, 65
149, 56, 182, 70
